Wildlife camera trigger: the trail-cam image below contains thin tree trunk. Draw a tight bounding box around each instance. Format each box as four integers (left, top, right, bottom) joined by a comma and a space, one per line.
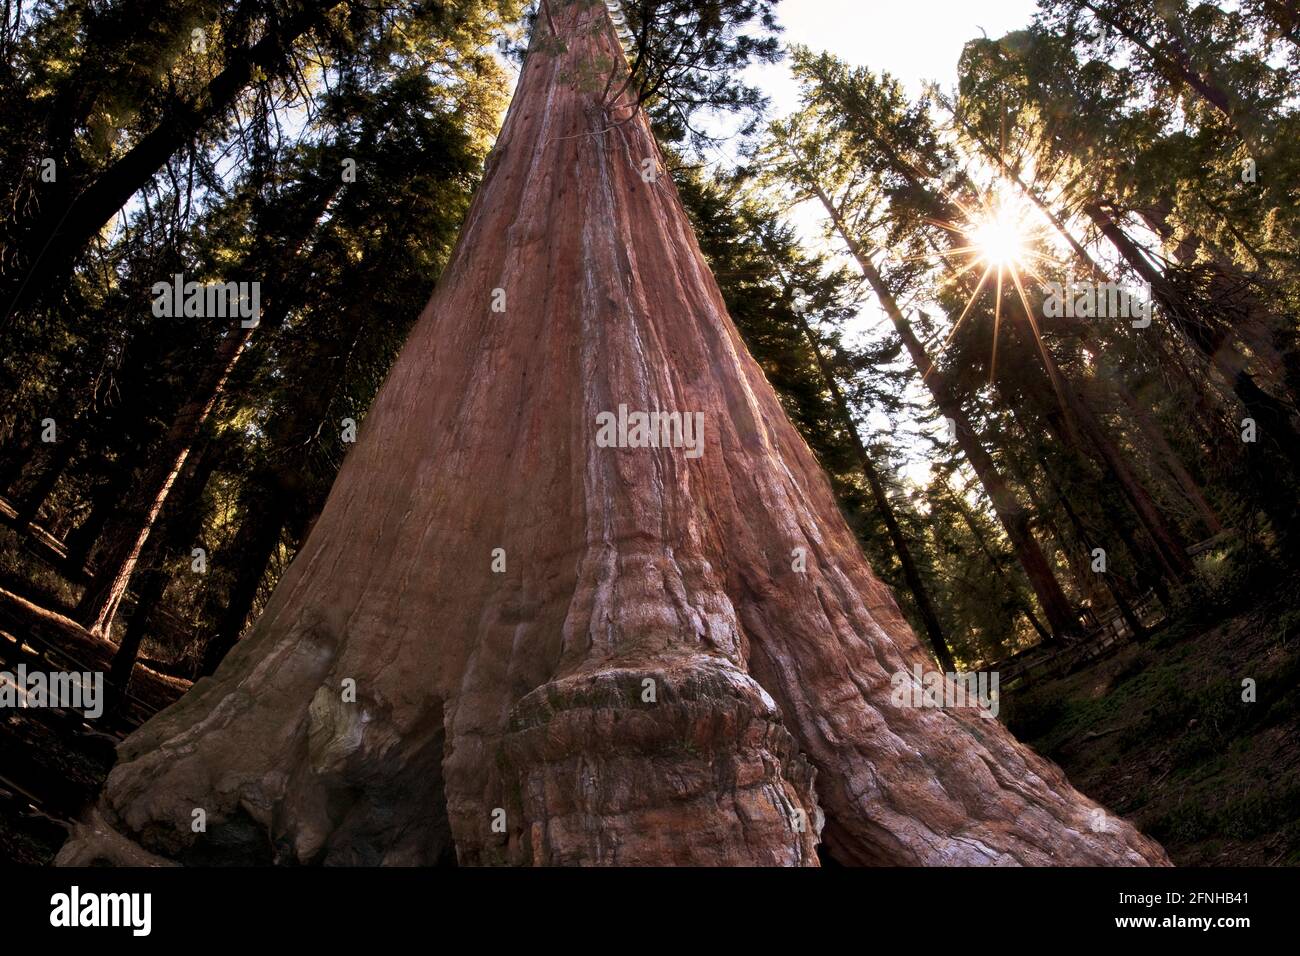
73, 164, 342, 637
1025, 403, 1169, 614
109, 445, 220, 704
1003, 444, 1103, 617
64, 466, 127, 575
0, 430, 33, 496
942, 480, 1052, 643
1113, 381, 1223, 535
913, 216, 1197, 586
106, 565, 166, 716
1064, 327, 1224, 537
1031, 399, 1176, 601
75, 328, 251, 636
1086, 203, 1300, 475
1009, 325, 1196, 582
1074, 348, 1220, 541
1077, 0, 1254, 140
14, 430, 79, 529
943, 99, 1108, 280
196, 261, 358, 675
1051, 468, 1145, 638
1003, 421, 1146, 639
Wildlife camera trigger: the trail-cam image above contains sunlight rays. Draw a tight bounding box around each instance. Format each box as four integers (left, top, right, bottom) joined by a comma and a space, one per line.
911, 184, 1061, 386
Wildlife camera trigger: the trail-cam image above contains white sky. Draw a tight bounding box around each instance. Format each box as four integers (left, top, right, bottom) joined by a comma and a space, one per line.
752, 0, 1041, 113
740, 0, 1043, 241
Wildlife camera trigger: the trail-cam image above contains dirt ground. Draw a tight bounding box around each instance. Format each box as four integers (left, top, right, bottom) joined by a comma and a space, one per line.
0, 624, 188, 865
1002, 597, 1300, 865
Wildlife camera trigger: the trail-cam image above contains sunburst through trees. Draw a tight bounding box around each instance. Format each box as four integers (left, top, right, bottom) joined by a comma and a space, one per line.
924, 184, 1058, 384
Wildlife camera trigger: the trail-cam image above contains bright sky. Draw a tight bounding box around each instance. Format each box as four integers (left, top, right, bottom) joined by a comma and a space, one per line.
748, 0, 1044, 487
754, 0, 1041, 110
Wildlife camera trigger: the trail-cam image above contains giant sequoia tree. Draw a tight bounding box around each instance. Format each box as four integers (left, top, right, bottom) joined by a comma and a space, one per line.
58, 0, 1166, 866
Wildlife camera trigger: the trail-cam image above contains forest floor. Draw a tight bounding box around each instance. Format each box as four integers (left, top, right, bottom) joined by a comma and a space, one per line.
1002, 586, 1300, 865
0, 519, 190, 864
0, 641, 188, 863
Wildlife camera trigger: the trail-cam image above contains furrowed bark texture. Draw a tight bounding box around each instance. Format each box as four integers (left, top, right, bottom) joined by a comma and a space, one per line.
58, 1, 1167, 867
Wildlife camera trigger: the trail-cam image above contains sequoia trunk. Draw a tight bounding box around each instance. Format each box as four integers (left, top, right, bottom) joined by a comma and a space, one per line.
58, 1, 1166, 867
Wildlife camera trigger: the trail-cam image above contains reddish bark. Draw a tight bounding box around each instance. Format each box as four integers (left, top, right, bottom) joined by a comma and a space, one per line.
58, 1, 1166, 866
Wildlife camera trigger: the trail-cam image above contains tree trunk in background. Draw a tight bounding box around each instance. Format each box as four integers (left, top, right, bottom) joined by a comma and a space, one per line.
0, 431, 34, 496
1087, 203, 1300, 545
1005, 325, 1196, 583
197, 481, 288, 677
58, 0, 1166, 867
1113, 381, 1224, 535
109, 445, 220, 702
1002, 446, 1104, 618
1051, 473, 1145, 639
1032, 402, 1176, 606
74, 327, 250, 636
65, 466, 129, 574
1019, 404, 1158, 628
14, 430, 79, 530
1050, 285, 1224, 537
1015, 443, 1145, 639
0, 1, 342, 320
942, 481, 1052, 643
1086, 204, 1300, 465
1077, 1, 1255, 141
73, 165, 340, 638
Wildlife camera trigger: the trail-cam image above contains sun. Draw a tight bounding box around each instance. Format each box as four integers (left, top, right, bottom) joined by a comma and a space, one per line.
908, 183, 1060, 384
969, 197, 1030, 269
